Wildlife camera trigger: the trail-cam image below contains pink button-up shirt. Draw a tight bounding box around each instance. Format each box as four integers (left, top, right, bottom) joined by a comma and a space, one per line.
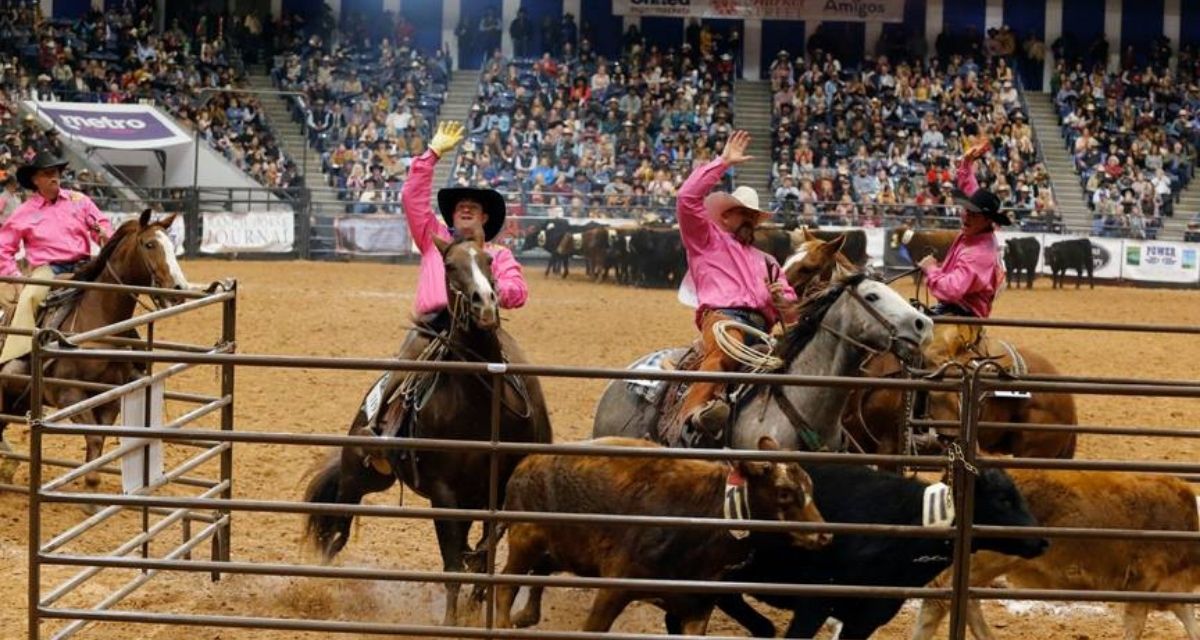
0, 189, 112, 277
401, 149, 527, 316
921, 157, 1004, 317
678, 158, 795, 329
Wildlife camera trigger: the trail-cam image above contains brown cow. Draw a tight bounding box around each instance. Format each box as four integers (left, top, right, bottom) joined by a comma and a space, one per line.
577, 225, 611, 280
495, 436, 829, 634
890, 224, 958, 284
912, 469, 1200, 640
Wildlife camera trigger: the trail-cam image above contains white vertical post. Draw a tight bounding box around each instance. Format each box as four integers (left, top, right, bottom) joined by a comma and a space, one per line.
1044, 0, 1063, 92
984, 0, 1003, 31
926, 0, 944, 59
865, 21, 882, 60
1164, 0, 1181, 73
502, 0, 520, 58
1104, 0, 1121, 71
39, 0, 52, 19
443, 0, 461, 67
744, 18, 762, 79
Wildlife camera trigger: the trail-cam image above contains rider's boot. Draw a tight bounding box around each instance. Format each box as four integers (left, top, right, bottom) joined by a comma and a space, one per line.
682, 399, 731, 448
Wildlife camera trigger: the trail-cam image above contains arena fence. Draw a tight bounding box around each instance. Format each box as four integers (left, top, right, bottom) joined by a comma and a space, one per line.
19, 310, 1200, 639
0, 276, 237, 640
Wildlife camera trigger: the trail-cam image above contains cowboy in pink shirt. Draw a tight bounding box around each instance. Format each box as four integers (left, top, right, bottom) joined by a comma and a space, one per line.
676, 130, 797, 445
0, 152, 111, 364
918, 142, 1008, 318
364, 121, 527, 434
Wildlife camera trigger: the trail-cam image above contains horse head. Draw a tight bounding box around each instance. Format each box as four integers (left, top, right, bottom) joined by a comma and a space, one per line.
783, 232, 852, 297
82, 209, 191, 307
785, 271, 932, 368
434, 235, 500, 331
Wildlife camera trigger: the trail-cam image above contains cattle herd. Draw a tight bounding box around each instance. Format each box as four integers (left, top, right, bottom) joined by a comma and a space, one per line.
517, 219, 1099, 291
516, 219, 870, 288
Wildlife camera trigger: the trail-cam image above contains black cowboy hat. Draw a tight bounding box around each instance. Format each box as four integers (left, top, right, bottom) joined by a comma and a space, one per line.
17, 151, 68, 191
951, 187, 1011, 226
437, 187, 506, 240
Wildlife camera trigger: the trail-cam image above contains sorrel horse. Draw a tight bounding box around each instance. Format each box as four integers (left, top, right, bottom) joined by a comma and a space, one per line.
303, 236, 553, 626
592, 271, 933, 453
786, 232, 1077, 462
0, 210, 192, 488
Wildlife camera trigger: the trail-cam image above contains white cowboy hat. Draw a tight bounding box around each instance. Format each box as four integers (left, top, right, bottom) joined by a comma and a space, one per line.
704, 186, 770, 223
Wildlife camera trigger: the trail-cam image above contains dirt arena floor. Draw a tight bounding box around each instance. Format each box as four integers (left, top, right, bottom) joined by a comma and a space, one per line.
0, 259, 1198, 639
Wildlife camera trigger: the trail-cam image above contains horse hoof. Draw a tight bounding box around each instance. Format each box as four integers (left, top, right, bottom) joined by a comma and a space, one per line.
79, 502, 101, 516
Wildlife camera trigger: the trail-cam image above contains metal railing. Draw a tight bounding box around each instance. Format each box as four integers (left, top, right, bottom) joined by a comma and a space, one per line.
2, 277, 237, 640
18, 311, 1200, 639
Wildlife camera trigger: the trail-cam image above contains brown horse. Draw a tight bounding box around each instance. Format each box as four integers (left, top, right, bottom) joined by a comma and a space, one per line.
302, 236, 553, 626
784, 232, 1077, 462
0, 210, 191, 487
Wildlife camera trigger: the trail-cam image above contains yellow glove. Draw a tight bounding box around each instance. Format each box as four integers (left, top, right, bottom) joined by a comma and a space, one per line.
429, 121, 465, 158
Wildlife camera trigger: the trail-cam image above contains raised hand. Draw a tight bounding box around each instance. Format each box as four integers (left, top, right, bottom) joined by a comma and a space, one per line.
430, 121, 466, 157
721, 130, 754, 166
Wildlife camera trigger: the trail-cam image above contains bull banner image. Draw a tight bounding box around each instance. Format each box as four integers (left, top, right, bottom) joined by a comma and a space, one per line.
612, 0, 904, 21
25, 101, 192, 150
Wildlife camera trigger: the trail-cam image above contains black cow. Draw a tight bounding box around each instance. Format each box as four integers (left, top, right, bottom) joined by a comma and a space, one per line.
520, 220, 590, 278
1004, 236, 1041, 289
694, 464, 1047, 639
1045, 238, 1094, 289
629, 226, 686, 288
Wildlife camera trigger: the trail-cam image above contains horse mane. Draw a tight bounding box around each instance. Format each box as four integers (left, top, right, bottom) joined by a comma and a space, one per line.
71, 219, 140, 283
778, 272, 867, 364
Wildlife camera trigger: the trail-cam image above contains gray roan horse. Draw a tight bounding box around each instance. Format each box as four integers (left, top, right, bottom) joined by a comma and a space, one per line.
592, 273, 932, 451
302, 236, 553, 625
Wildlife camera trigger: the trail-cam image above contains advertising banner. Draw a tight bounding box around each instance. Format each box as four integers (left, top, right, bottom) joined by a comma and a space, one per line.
200, 211, 294, 254
611, 0, 904, 22
333, 215, 412, 256
27, 101, 193, 150
1121, 240, 1200, 284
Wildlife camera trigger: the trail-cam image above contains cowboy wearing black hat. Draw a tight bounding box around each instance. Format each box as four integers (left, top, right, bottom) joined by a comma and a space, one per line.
0, 152, 111, 364
917, 141, 1009, 318
358, 121, 527, 446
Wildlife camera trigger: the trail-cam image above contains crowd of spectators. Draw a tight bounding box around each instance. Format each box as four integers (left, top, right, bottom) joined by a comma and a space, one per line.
273, 9, 452, 213
447, 22, 740, 221
768, 44, 1058, 232
0, 1, 298, 193
1053, 53, 1198, 239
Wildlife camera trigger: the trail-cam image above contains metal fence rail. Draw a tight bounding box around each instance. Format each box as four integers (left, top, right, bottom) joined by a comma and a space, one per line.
19, 310, 1200, 639
0, 276, 238, 640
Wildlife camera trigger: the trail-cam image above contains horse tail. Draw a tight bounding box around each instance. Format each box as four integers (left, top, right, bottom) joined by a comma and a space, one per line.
301, 452, 352, 561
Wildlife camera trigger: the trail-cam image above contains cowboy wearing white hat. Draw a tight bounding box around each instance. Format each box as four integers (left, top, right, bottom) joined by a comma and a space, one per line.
674, 130, 797, 447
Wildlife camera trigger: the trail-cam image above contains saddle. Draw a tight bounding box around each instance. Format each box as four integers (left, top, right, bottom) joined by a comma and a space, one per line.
0, 279, 83, 354
925, 324, 1029, 386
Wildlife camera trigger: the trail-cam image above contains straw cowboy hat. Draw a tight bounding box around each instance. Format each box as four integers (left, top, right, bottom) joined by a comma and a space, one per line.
437, 187, 506, 241
17, 151, 68, 191
705, 186, 771, 224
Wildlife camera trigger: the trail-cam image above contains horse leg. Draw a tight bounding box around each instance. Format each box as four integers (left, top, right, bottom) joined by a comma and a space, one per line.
717, 594, 777, 638
85, 400, 122, 490
430, 486, 472, 626
582, 589, 633, 632
0, 421, 14, 485
1170, 603, 1199, 640
1122, 602, 1151, 640
53, 387, 105, 491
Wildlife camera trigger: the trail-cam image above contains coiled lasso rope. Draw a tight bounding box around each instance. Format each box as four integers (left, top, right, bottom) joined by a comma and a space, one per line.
712, 319, 784, 372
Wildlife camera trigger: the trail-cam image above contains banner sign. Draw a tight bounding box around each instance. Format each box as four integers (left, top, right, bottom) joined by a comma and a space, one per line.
611, 0, 905, 22
26, 101, 192, 150
107, 212, 186, 255
1121, 241, 1200, 284
200, 211, 294, 254
333, 215, 412, 256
